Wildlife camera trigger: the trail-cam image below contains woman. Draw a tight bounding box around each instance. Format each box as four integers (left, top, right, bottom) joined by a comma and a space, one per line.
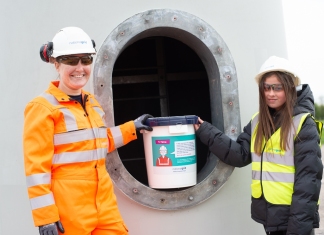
195, 56, 323, 235
23, 27, 152, 235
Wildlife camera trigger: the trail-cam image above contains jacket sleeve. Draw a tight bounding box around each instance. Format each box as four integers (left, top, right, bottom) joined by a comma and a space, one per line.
287, 117, 323, 234
107, 121, 137, 152
23, 102, 60, 227
195, 121, 252, 167
88, 94, 137, 153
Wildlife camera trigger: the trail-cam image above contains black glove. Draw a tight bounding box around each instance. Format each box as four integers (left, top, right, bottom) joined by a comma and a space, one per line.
39, 221, 65, 235
134, 114, 153, 131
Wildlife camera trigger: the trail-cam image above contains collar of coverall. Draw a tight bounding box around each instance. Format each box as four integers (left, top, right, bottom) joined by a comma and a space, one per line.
48, 81, 90, 102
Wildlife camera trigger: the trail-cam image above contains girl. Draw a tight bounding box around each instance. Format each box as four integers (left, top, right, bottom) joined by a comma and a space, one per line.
195, 56, 322, 235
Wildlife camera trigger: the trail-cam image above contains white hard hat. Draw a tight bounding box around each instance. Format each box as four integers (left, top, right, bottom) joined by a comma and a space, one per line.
159, 146, 167, 151
254, 56, 301, 86
51, 27, 96, 58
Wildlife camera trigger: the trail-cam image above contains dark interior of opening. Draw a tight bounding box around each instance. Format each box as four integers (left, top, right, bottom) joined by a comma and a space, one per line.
112, 36, 211, 186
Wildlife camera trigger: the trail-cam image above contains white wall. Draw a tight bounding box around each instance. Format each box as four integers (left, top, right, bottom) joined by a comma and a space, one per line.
0, 0, 288, 234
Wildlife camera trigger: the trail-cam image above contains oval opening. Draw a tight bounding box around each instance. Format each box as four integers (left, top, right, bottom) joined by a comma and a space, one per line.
112, 36, 211, 187
93, 9, 238, 210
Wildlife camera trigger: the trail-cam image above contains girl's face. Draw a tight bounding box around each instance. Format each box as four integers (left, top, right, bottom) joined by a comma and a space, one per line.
263, 74, 286, 111
54, 54, 92, 95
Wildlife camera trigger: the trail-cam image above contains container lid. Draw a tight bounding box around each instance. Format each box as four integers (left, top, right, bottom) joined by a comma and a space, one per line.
145, 115, 198, 127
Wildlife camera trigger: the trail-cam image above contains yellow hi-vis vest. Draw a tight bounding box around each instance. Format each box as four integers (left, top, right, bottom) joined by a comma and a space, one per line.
250, 113, 311, 205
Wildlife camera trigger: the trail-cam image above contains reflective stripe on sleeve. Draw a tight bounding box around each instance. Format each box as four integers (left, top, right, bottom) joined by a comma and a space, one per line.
30, 192, 55, 210
110, 126, 124, 148
26, 173, 51, 188
52, 148, 107, 164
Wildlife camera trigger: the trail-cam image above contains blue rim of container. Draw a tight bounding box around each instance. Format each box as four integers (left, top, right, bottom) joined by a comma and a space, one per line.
145, 115, 198, 127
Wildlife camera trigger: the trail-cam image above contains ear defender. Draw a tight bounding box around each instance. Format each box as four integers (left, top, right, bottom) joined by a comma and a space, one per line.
91, 39, 96, 52
40, 39, 95, 63
39, 42, 53, 63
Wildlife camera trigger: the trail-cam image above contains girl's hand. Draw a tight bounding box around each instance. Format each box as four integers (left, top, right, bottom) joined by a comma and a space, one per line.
194, 117, 204, 131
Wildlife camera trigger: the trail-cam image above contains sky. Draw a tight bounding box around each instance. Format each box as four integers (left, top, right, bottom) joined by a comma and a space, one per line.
282, 0, 324, 104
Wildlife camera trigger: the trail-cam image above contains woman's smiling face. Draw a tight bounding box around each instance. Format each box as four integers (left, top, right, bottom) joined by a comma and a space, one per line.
55, 54, 91, 95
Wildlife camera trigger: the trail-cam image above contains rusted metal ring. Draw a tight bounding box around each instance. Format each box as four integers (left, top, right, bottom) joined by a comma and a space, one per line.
93, 9, 240, 210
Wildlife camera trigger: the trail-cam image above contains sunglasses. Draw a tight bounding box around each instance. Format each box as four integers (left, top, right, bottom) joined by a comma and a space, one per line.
263, 83, 284, 92
56, 55, 93, 66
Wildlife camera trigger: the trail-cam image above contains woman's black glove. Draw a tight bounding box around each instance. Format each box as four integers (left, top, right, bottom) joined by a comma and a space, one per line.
39, 221, 65, 235
134, 114, 153, 131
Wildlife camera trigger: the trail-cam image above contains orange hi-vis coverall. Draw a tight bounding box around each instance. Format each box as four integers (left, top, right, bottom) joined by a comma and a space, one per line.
23, 81, 136, 235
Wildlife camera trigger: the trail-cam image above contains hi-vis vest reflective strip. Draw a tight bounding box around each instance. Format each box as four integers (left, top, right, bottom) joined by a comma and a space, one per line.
25, 92, 124, 210
250, 113, 310, 205
312, 116, 323, 146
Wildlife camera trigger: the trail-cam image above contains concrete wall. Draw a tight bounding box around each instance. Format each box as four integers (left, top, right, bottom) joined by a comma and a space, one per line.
0, 0, 288, 234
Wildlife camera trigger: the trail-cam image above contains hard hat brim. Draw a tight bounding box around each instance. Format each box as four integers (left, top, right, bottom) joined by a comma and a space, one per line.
52, 49, 96, 58
254, 69, 301, 87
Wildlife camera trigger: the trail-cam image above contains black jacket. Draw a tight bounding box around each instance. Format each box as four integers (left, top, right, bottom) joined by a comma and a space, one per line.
196, 84, 322, 235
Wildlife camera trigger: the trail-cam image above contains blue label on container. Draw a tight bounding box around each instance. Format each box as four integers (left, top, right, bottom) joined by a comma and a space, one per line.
151, 134, 196, 167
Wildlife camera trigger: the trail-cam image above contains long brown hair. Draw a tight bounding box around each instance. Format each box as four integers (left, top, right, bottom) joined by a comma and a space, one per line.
254, 71, 297, 155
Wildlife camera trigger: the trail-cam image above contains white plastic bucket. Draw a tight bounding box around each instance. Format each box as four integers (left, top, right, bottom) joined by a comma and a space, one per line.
142, 116, 198, 189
